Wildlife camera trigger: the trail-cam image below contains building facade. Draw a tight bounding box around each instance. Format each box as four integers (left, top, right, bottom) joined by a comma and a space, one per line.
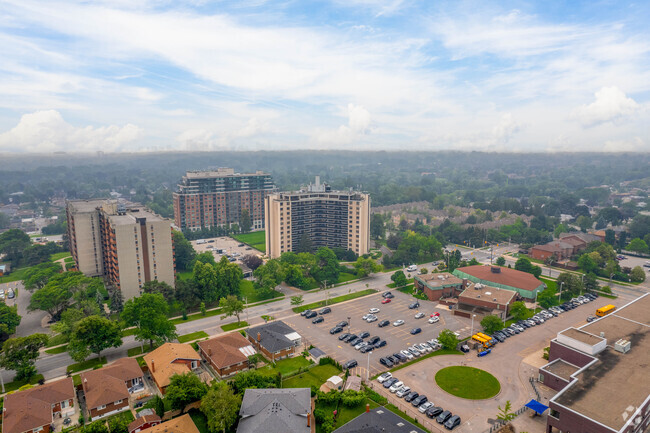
265, 177, 370, 258
173, 168, 275, 231
198, 333, 256, 378
66, 200, 175, 300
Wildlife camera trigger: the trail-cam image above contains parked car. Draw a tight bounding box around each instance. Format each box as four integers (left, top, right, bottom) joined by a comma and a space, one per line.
386, 355, 398, 365
394, 352, 408, 362
368, 336, 381, 345
377, 372, 392, 383
337, 321, 349, 327
437, 410, 452, 424
305, 311, 318, 319
354, 341, 367, 350
419, 402, 434, 413
410, 328, 422, 335
374, 340, 387, 349
408, 347, 421, 357
445, 415, 462, 430
359, 331, 370, 339
378, 320, 390, 327
343, 360, 357, 369
319, 307, 331, 314
300, 309, 312, 317
338, 333, 350, 340
382, 291, 393, 298
426, 406, 444, 418
6, 289, 15, 299
382, 377, 398, 388
369, 308, 380, 314
400, 349, 414, 360
407, 265, 418, 272
381, 298, 392, 304
428, 316, 440, 323
460, 344, 470, 353
415, 312, 425, 319
586, 315, 597, 322
396, 386, 411, 397
389, 381, 404, 392
404, 391, 419, 403
366, 315, 378, 323
412, 395, 428, 407
349, 337, 363, 346
408, 302, 420, 309
393, 320, 405, 326
312, 316, 324, 324
330, 327, 343, 334
360, 345, 372, 353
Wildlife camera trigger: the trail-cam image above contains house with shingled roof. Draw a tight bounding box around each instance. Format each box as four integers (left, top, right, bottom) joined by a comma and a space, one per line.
143, 343, 201, 394
246, 321, 301, 362
237, 388, 313, 433
197, 332, 256, 378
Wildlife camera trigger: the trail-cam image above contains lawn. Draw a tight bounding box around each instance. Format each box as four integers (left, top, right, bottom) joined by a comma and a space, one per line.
0, 267, 28, 284
336, 272, 358, 284
178, 331, 209, 343
258, 356, 313, 377
282, 364, 341, 389
239, 279, 282, 303
232, 231, 266, 252
293, 289, 376, 313
188, 409, 209, 433
3, 374, 44, 393
386, 278, 414, 288
435, 366, 501, 399
127, 346, 152, 357
539, 277, 557, 291
45, 345, 68, 354
397, 284, 428, 300
50, 251, 71, 261
176, 270, 193, 281
221, 321, 249, 332
105, 410, 135, 423
316, 398, 380, 433
46, 333, 69, 348
66, 356, 106, 373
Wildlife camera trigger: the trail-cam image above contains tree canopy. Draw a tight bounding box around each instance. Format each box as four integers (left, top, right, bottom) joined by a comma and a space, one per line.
201, 383, 242, 432
0, 303, 21, 342
219, 295, 245, 324
121, 293, 177, 349
165, 373, 209, 413
68, 315, 122, 361
172, 230, 196, 271
438, 329, 459, 350
0, 333, 48, 380
480, 315, 504, 334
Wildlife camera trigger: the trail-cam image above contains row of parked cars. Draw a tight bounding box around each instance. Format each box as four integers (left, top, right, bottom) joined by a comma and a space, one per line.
0, 288, 15, 301
377, 373, 461, 430
300, 306, 332, 324
378, 338, 441, 368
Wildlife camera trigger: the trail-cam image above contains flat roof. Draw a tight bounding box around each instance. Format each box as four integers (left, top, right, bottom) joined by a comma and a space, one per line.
67, 199, 107, 213
458, 285, 517, 305
416, 272, 463, 288
106, 207, 167, 224
558, 328, 605, 346
552, 294, 650, 431
541, 359, 579, 381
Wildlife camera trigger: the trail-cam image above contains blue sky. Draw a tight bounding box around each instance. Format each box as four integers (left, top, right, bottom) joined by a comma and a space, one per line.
0, 0, 648, 153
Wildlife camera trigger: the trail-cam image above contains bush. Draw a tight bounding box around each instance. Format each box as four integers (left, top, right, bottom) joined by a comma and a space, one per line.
318, 356, 340, 369
316, 390, 341, 405
601, 286, 612, 293
364, 386, 387, 405
340, 390, 365, 408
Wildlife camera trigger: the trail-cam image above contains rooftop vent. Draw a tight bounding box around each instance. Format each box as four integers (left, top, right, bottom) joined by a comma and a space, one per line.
493, 298, 497, 301
614, 339, 631, 353
485, 292, 492, 296
491, 267, 501, 273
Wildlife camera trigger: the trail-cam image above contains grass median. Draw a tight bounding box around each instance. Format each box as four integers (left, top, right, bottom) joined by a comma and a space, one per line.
293, 289, 377, 313
66, 357, 106, 373
178, 331, 209, 343
221, 321, 249, 332
435, 366, 500, 399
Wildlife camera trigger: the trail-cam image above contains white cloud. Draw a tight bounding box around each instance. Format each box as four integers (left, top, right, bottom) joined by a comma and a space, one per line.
314, 104, 372, 145
492, 113, 520, 144
0, 110, 142, 152
572, 87, 639, 127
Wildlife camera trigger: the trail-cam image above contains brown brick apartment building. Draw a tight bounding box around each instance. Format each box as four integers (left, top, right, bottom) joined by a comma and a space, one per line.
198, 332, 257, 378
173, 168, 275, 231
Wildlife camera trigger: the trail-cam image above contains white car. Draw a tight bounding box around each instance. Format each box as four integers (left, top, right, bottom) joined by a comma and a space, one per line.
377, 372, 392, 383
355, 342, 367, 350
369, 308, 380, 314
396, 386, 411, 397
366, 315, 378, 323
362, 314, 371, 320
420, 342, 433, 352
389, 381, 404, 393
407, 265, 417, 272
393, 320, 405, 327
418, 402, 434, 413
413, 344, 427, 355
415, 312, 425, 319
400, 350, 414, 360
428, 316, 439, 324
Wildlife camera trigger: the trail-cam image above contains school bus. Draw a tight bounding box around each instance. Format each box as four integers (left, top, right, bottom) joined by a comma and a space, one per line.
476, 332, 496, 347
596, 304, 616, 317
472, 334, 490, 348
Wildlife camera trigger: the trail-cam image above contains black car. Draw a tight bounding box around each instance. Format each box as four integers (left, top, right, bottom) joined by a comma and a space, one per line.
404, 391, 419, 403
337, 321, 349, 328
378, 320, 390, 327
312, 316, 324, 324
344, 334, 357, 343
382, 377, 398, 388
349, 337, 363, 346
359, 331, 370, 339
360, 345, 372, 353
394, 352, 407, 362
305, 311, 318, 319
238, 243, 245, 247
300, 309, 312, 317
338, 333, 350, 340
444, 415, 461, 430
374, 340, 387, 349
329, 327, 343, 334
408, 302, 420, 309
343, 360, 358, 369
379, 357, 394, 368
386, 355, 398, 364
382, 291, 393, 298
437, 410, 452, 424
368, 336, 381, 345
410, 328, 422, 335
412, 395, 428, 407
426, 407, 444, 418
319, 307, 332, 314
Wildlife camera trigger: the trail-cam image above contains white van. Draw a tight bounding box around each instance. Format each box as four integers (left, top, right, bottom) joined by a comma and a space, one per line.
196, 239, 206, 244
406, 264, 417, 272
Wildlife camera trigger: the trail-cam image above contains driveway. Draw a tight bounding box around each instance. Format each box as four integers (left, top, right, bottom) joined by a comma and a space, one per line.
1, 280, 50, 338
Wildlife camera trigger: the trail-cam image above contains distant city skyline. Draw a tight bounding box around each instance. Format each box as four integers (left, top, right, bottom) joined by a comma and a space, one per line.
0, 0, 648, 153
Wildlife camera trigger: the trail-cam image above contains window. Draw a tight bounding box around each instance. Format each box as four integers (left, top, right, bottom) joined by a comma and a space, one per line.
114, 400, 123, 405
98, 404, 106, 410
549, 409, 560, 420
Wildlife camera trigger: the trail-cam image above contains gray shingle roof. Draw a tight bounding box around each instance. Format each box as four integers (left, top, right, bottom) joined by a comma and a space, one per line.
237, 388, 311, 433
333, 407, 427, 433
247, 321, 297, 352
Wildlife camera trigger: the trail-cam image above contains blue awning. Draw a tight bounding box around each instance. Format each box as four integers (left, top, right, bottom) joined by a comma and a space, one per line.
525, 400, 549, 414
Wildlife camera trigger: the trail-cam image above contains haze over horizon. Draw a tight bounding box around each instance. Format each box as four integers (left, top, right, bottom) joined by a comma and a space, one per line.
0, 0, 648, 153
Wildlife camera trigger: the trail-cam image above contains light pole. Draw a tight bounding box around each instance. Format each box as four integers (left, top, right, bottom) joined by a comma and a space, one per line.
347, 316, 351, 334
534, 290, 538, 311
558, 282, 564, 302
366, 351, 372, 382
470, 314, 476, 337
581, 274, 585, 295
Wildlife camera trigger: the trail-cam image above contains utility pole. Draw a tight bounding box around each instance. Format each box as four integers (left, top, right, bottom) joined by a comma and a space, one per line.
558, 282, 564, 302
366, 351, 372, 382
470, 314, 476, 337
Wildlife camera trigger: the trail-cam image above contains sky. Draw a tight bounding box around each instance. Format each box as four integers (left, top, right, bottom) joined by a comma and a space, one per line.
0, 0, 648, 153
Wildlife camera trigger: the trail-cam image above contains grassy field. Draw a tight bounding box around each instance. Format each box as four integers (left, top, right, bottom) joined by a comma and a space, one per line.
221, 321, 249, 331
240, 279, 282, 303
293, 289, 376, 313
435, 366, 501, 399
386, 278, 414, 288
188, 409, 209, 433
0, 267, 28, 284
46, 333, 69, 348
232, 231, 266, 252
316, 398, 380, 433
66, 356, 106, 373
3, 374, 45, 393
397, 284, 428, 300
127, 345, 153, 357
50, 251, 71, 261
258, 356, 314, 377
539, 276, 557, 291
177, 331, 209, 343
336, 272, 358, 284
282, 364, 341, 389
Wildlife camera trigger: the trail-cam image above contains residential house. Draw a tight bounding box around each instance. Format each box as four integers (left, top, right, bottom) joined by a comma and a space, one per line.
529, 241, 574, 261
237, 388, 313, 433
2, 378, 76, 433
139, 414, 199, 433
333, 406, 427, 433
197, 332, 257, 378
246, 321, 301, 362
143, 343, 201, 394
81, 357, 144, 420
128, 410, 161, 433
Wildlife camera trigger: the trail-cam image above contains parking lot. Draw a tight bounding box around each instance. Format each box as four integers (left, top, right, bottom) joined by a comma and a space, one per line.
191, 236, 261, 263
283, 289, 473, 379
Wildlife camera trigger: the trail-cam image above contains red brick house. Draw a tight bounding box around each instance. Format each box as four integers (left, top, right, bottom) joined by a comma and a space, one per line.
137, 414, 198, 433
529, 241, 574, 261
246, 321, 301, 362
198, 332, 257, 378
2, 378, 76, 433
81, 357, 144, 420
143, 343, 201, 394
128, 412, 161, 433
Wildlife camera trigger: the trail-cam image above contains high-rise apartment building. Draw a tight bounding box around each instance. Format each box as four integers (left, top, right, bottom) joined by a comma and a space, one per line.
172, 168, 275, 231
67, 199, 175, 300
265, 177, 370, 258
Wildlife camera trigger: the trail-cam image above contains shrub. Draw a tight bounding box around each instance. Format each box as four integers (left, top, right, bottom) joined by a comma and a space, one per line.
364, 386, 387, 405
340, 390, 365, 407
601, 286, 612, 294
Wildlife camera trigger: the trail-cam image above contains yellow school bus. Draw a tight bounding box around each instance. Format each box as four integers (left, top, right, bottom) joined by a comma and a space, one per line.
596, 304, 616, 317
476, 332, 495, 346
472, 334, 490, 348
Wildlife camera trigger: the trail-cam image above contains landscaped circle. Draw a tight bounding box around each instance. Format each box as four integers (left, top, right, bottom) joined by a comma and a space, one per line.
435, 366, 501, 399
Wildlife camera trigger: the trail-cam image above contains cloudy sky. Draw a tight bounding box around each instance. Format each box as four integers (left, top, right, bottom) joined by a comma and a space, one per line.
0, 0, 648, 153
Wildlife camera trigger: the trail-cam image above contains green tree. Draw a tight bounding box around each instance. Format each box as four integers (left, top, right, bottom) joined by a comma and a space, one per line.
576, 215, 592, 232
173, 230, 196, 271
107, 415, 130, 433
51, 300, 101, 338
583, 272, 599, 292
0, 303, 21, 342
495, 256, 506, 266
23, 261, 62, 291
0, 333, 48, 380
353, 257, 383, 278
630, 266, 646, 283
480, 315, 504, 334
313, 247, 340, 284
28, 280, 74, 321
290, 295, 304, 307
192, 260, 220, 303
554, 224, 568, 238
0, 212, 9, 230
370, 214, 385, 239
201, 382, 242, 433
605, 229, 616, 246
390, 270, 408, 287
83, 421, 109, 433
605, 260, 618, 282
215, 256, 243, 297
537, 289, 558, 308
556, 273, 583, 298
509, 301, 529, 321
514, 257, 542, 278
240, 209, 252, 234
577, 254, 598, 273
626, 238, 649, 254
194, 251, 217, 267
151, 395, 165, 417
68, 315, 123, 361
497, 400, 516, 422
121, 293, 177, 349
253, 259, 285, 295
438, 329, 459, 350
219, 295, 245, 324
0, 229, 31, 263
165, 372, 209, 413
142, 280, 175, 303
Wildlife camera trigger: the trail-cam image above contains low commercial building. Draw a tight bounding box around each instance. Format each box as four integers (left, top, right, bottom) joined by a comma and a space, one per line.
198, 332, 257, 378
452, 265, 545, 300
530, 241, 575, 261
237, 388, 313, 433
143, 343, 202, 394
246, 321, 301, 362
413, 272, 465, 301
454, 283, 517, 320
539, 293, 650, 433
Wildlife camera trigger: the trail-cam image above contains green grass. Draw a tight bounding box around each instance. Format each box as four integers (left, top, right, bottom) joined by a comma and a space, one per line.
240, 279, 282, 303
72, 374, 81, 387
136, 356, 146, 368
336, 272, 358, 284
385, 403, 429, 431
188, 409, 210, 433
3, 374, 44, 393
178, 331, 209, 343
316, 398, 380, 433
232, 231, 266, 252
221, 321, 249, 332
176, 270, 193, 281
45, 345, 68, 354
397, 284, 428, 300
389, 349, 462, 374
293, 289, 376, 313
122, 328, 137, 337
435, 366, 501, 399
0, 267, 28, 284
258, 356, 314, 377
66, 356, 106, 373
105, 410, 135, 423
282, 364, 341, 389
50, 251, 71, 261
170, 307, 223, 325
539, 277, 557, 291
64, 256, 75, 264
127, 345, 155, 357
386, 278, 414, 288
46, 333, 69, 348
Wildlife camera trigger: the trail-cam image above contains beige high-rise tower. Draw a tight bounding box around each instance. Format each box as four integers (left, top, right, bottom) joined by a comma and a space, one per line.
265, 177, 370, 258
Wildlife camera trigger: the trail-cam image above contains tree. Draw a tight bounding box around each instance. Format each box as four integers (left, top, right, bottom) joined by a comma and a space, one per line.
537, 289, 558, 308
0, 229, 31, 263
67, 315, 122, 361
605, 229, 616, 246
480, 315, 503, 334
390, 270, 407, 287
192, 261, 220, 303
0, 212, 9, 230
630, 266, 646, 283
51, 300, 101, 338
28, 280, 74, 321
241, 254, 263, 271
165, 373, 208, 413
554, 224, 568, 238
297, 233, 313, 253
240, 209, 252, 234
353, 257, 383, 278
509, 301, 529, 321
290, 295, 304, 307
514, 257, 541, 278
313, 247, 340, 284
83, 421, 109, 433
386, 234, 401, 249
23, 261, 62, 291
107, 414, 130, 433
583, 272, 599, 292
150, 395, 165, 417
109, 288, 124, 313
576, 215, 592, 232
497, 400, 516, 422
577, 254, 598, 273
370, 214, 385, 239
495, 256, 506, 266
201, 382, 242, 433
556, 273, 583, 298
438, 329, 459, 350
142, 280, 175, 303
253, 259, 285, 294
627, 238, 649, 254
0, 333, 48, 380
219, 295, 245, 324
215, 256, 243, 297
194, 251, 217, 267
121, 293, 177, 349
0, 303, 21, 341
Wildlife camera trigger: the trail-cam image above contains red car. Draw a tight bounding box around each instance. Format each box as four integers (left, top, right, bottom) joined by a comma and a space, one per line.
381, 298, 392, 304
430, 312, 440, 317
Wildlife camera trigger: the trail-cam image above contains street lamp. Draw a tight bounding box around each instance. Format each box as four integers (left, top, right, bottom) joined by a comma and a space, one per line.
470, 314, 476, 337
558, 282, 564, 302
581, 274, 585, 295
366, 351, 373, 382
347, 316, 351, 334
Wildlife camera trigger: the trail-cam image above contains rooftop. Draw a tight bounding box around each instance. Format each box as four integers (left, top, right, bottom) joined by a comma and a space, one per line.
238, 388, 311, 433
415, 272, 463, 288
184, 169, 269, 179
453, 265, 545, 292
458, 284, 517, 305
67, 198, 107, 213
247, 321, 300, 353
541, 359, 580, 381
81, 357, 143, 410
333, 407, 427, 433
197, 332, 256, 369
143, 343, 201, 389
145, 414, 199, 433
558, 328, 606, 346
